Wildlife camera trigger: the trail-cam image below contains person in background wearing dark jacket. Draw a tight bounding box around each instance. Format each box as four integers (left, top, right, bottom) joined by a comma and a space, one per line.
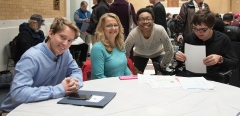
109, 0, 137, 39
213, 15, 225, 33
166, 12, 172, 23
15, 14, 45, 64
149, 0, 167, 32
86, 0, 113, 45
174, 0, 209, 41
167, 14, 178, 38
222, 13, 240, 42
175, 9, 239, 82
93, 0, 99, 5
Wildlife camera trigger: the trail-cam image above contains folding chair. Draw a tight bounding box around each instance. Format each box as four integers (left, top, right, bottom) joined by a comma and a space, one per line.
5, 44, 14, 70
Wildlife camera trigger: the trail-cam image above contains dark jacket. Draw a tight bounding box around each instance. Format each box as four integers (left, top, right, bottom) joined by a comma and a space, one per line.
86, 0, 109, 35
213, 18, 225, 33
179, 31, 238, 74
152, 2, 167, 32
109, 0, 137, 39
174, 0, 210, 36
168, 18, 177, 38
15, 23, 45, 64
223, 24, 240, 42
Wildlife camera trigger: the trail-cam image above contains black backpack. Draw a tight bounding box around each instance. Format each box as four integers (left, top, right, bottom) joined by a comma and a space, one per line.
9, 36, 18, 64
9, 31, 31, 65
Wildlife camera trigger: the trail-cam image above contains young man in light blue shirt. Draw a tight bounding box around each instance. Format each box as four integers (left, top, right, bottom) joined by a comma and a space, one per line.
1, 17, 83, 114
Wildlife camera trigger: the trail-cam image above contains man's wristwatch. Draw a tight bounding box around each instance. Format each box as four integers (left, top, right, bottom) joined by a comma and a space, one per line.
218, 56, 224, 64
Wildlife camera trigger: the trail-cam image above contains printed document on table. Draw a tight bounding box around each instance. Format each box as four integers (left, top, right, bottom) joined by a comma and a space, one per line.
147, 75, 181, 88
138, 74, 149, 84
185, 43, 206, 73
177, 77, 214, 90
86, 95, 104, 102
81, 22, 90, 32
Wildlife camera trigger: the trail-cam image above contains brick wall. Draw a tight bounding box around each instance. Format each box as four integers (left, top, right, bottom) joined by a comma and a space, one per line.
128, 0, 237, 14
0, 0, 66, 20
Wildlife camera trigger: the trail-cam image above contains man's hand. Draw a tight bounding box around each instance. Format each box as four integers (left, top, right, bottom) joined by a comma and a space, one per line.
203, 54, 221, 66
62, 77, 79, 95
85, 32, 89, 35
175, 51, 187, 62
85, 18, 90, 22
177, 34, 183, 42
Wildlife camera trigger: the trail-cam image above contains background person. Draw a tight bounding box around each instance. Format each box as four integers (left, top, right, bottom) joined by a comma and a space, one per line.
222, 13, 240, 42
90, 13, 132, 79
109, 0, 137, 39
0, 17, 83, 114
149, 0, 168, 32
166, 12, 172, 23
86, 0, 113, 45
174, 0, 210, 41
231, 13, 240, 27
74, 1, 91, 46
14, 14, 45, 64
167, 14, 178, 38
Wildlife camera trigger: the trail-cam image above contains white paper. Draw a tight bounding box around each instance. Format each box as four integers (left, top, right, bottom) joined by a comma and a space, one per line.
72, 37, 85, 45
177, 77, 214, 90
185, 43, 206, 73
138, 74, 149, 84
86, 95, 104, 102
147, 75, 181, 88
81, 22, 90, 32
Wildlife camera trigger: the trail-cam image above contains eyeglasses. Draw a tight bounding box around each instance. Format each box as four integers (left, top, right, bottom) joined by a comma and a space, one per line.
105, 24, 119, 29
138, 18, 152, 23
192, 27, 209, 33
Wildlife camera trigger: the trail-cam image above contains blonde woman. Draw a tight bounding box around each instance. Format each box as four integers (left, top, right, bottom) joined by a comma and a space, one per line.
90, 13, 131, 79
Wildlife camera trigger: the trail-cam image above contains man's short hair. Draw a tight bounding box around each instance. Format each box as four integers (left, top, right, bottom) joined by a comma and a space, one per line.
136, 8, 155, 21
191, 9, 215, 28
223, 13, 234, 22
30, 14, 45, 25
172, 14, 178, 19
166, 13, 171, 17
215, 13, 221, 18
81, 1, 88, 6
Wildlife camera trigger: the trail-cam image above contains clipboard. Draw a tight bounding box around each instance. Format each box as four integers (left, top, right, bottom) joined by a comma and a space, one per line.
81, 22, 90, 32
57, 90, 116, 108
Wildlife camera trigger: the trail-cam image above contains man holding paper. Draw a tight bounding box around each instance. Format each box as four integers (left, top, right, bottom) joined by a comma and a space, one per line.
175, 9, 239, 82
74, 1, 91, 46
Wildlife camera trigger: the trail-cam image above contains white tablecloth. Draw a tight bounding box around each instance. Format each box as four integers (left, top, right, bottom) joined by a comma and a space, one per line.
8, 77, 240, 116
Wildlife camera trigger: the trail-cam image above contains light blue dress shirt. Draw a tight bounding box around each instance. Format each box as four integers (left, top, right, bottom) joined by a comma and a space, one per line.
1, 42, 83, 112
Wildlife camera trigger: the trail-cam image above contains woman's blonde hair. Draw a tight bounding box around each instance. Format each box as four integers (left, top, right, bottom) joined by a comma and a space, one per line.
95, 13, 124, 53
47, 17, 80, 40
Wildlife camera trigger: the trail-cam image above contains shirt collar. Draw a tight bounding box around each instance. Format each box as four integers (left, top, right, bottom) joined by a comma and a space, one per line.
42, 41, 59, 62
